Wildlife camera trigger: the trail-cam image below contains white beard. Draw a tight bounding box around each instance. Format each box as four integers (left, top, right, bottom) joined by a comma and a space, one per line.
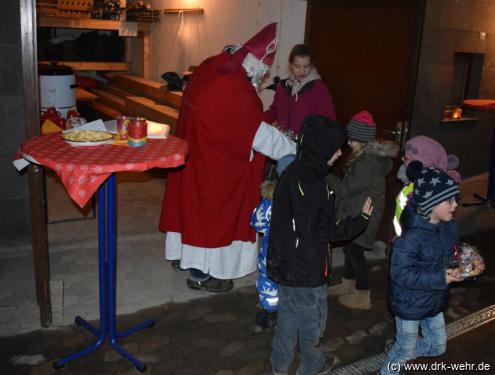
242, 52, 269, 90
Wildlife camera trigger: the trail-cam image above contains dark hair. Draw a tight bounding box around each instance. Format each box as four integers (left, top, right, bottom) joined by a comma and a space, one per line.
160, 71, 184, 91
288, 44, 313, 64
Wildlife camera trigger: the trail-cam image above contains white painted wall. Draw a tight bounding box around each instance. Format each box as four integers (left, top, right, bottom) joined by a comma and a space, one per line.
147, 0, 307, 106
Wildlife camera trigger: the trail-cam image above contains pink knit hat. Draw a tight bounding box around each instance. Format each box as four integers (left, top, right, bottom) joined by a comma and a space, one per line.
346, 111, 376, 143
405, 135, 461, 183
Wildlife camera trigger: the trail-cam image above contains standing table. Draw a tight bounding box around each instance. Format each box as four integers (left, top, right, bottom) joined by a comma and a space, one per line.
462, 99, 495, 207
19, 133, 188, 371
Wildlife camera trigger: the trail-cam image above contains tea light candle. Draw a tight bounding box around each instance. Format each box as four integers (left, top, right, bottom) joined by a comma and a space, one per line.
452, 107, 462, 119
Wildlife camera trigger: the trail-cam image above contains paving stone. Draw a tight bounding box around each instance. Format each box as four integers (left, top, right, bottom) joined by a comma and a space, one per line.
62, 333, 92, 349
322, 336, 345, 351
138, 335, 169, 353
445, 306, 470, 320
123, 342, 140, 354
219, 341, 245, 357
104, 349, 124, 363
135, 353, 160, 363
185, 305, 214, 320
118, 365, 153, 374
214, 370, 234, 375
368, 321, 390, 337
449, 293, 465, 307
203, 312, 238, 323
236, 360, 265, 374
11, 354, 46, 365
451, 286, 467, 295
478, 275, 495, 283
104, 344, 138, 362
190, 337, 219, 348
464, 287, 481, 301
345, 330, 368, 345
30, 360, 56, 375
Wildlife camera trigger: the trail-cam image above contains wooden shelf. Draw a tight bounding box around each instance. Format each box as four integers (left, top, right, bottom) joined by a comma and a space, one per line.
440, 117, 479, 124
37, 15, 150, 32
38, 61, 130, 71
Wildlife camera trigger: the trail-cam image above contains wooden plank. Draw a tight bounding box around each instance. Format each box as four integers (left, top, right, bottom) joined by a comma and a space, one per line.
125, 96, 178, 132
92, 100, 122, 119
76, 87, 97, 101
103, 73, 183, 109
141, 30, 150, 78
103, 84, 134, 99
22, 0, 52, 327
37, 15, 150, 32
38, 61, 130, 71
90, 88, 127, 112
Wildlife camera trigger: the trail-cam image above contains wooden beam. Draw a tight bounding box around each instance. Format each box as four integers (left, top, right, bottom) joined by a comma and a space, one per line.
90, 88, 127, 113
103, 73, 183, 109
38, 61, 130, 71
92, 101, 122, 119
76, 87, 97, 102
125, 96, 178, 132
37, 15, 149, 32
21, 0, 52, 327
141, 30, 150, 79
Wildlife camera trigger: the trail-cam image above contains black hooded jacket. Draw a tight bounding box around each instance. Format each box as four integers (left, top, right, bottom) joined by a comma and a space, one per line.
267, 116, 369, 287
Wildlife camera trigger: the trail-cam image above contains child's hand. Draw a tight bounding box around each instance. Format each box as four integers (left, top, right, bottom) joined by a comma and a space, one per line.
468, 260, 485, 277
446, 268, 463, 284
361, 197, 374, 216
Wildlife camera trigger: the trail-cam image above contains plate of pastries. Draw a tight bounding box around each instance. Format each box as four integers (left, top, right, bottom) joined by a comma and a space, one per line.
62, 130, 114, 146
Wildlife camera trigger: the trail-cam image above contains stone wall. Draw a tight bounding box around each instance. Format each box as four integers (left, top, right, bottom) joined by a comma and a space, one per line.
0, 0, 31, 250
411, 0, 495, 177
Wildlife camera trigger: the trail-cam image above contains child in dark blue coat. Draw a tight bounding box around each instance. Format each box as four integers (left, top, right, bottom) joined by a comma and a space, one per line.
380, 166, 484, 375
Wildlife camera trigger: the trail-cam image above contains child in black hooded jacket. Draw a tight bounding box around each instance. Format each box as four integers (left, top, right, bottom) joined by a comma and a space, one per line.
268, 115, 373, 375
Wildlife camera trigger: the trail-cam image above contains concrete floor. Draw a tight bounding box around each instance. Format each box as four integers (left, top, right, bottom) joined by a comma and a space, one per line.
0, 171, 493, 337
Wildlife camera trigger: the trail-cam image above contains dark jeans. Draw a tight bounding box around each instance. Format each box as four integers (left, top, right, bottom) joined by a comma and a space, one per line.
343, 242, 369, 290
271, 284, 327, 375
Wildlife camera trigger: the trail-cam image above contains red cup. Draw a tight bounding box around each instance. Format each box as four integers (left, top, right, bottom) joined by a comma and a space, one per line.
117, 115, 130, 140
127, 117, 147, 147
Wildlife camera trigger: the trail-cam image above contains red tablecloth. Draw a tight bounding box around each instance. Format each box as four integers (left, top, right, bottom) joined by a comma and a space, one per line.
20, 133, 188, 207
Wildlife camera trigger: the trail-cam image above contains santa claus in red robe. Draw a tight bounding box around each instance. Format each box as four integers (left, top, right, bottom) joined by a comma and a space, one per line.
159, 23, 295, 292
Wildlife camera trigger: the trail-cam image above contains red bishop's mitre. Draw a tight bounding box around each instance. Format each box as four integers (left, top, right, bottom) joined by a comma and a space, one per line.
243, 23, 278, 66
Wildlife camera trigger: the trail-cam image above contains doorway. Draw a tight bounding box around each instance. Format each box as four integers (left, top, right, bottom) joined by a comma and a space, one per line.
305, 0, 425, 243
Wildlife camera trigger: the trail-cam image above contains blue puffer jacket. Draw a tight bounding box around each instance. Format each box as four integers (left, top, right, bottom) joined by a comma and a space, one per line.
388, 207, 459, 320
251, 197, 279, 312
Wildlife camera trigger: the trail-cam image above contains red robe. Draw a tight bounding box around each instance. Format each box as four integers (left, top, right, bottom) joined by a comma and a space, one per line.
159, 52, 266, 248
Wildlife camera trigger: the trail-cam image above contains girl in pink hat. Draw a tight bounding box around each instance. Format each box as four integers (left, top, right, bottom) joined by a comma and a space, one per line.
394, 136, 461, 237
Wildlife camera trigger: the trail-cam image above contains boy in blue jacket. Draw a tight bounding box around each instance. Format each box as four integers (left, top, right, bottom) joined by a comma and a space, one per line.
380, 166, 483, 375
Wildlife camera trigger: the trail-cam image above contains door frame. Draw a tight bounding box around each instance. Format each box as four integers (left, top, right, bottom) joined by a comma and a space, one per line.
304, 0, 426, 149
304, 0, 427, 243
20, 0, 52, 326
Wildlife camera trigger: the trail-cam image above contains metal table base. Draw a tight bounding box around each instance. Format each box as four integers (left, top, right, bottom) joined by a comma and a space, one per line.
53, 174, 154, 372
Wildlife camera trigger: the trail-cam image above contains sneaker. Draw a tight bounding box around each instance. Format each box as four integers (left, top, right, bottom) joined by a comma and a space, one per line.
187, 277, 234, 293
296, 352, 335, 375
271, 358, 288, 375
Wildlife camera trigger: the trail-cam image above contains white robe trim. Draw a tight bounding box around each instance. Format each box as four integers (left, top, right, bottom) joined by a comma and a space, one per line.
250, 121, 296, 161
165, 232, 258, 280
164, 121, 293, 280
